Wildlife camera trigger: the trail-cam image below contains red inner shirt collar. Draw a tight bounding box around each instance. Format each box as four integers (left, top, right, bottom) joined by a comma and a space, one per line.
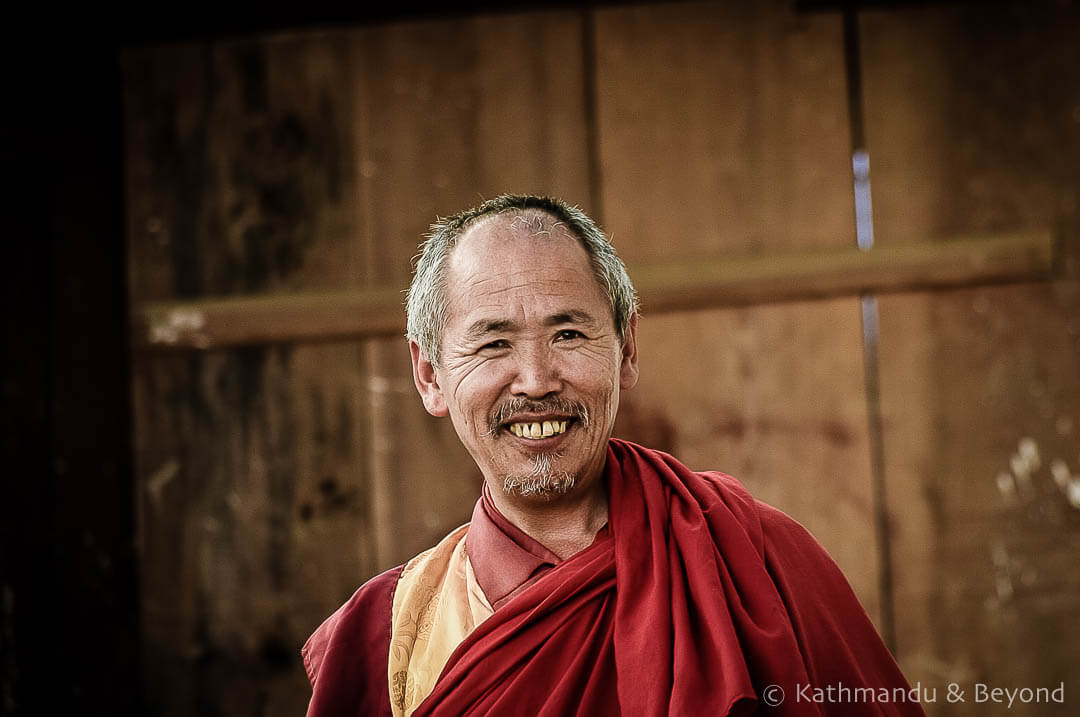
466, 482, 563, 608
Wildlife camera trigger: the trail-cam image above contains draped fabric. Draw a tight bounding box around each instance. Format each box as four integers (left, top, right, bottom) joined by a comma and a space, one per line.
304, 565, 401, 717
305, 439, 924, 716
412, 439, 923, 716
386, 525, 494, 715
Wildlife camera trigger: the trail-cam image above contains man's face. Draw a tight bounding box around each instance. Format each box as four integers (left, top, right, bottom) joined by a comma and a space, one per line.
410, 212, 638, 499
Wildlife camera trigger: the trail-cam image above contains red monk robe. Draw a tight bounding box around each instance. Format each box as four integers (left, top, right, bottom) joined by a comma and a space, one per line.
304, 439, 925, 716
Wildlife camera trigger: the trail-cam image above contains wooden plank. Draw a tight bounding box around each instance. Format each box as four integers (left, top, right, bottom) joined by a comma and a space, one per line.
126, 9, 593, 716
132, 345, 376, 716
635, 230, 1054, 310
131, 230, 1054, 351
594, 0, 886, 622
135, 287, 405, 350
615, 297, 881, 599
860, 2, 1080, 714
595, 0, 857, 259
124, 34, 372, 717
348, 8, 592, 569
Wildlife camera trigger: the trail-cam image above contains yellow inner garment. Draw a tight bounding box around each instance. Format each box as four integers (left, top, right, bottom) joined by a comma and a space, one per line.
388, 524, 494, 716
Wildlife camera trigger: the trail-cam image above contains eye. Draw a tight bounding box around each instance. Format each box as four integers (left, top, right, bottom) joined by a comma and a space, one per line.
555, 329, 585, 342
479, 339, 509, 352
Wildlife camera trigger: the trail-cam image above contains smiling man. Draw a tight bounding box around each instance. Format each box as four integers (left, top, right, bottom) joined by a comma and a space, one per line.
303, 195, 924, 717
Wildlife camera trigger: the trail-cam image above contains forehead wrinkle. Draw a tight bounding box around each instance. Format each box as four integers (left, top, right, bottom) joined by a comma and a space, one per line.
450, 273, 593, 317
546, 309, 598, 326
451, 224, 589, 277
461, 267, 587, 290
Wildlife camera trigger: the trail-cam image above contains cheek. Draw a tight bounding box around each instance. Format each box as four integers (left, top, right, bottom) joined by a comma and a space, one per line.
449, 362, 510, 421
563, 350, 621, 393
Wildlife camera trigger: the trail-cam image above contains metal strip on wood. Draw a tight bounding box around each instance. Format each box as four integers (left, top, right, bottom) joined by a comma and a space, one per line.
132, 230, 1055, 352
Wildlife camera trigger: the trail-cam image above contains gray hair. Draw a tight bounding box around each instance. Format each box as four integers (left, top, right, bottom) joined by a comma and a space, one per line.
503, 453, 576, 498
405, 194, 639, 365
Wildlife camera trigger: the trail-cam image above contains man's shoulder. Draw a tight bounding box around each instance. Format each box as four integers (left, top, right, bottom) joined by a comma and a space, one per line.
689, 466, 859, 609
302, 521, 473, 689
743, 493, 836, 560
627, 440, 827, 561
608, 438, 774, 544
747, 495, 856, 595
302, 564, 404, 688
700, 469, 835, 562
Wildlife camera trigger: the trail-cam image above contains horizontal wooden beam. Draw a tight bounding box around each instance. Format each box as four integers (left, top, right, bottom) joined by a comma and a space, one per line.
134, 287, 406, 351
634, 229, 1055, 313
132, 229, 1055, 352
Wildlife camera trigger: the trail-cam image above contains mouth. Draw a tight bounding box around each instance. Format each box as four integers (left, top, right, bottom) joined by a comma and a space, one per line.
488, 397, 589, 443
505, 418, 575, 440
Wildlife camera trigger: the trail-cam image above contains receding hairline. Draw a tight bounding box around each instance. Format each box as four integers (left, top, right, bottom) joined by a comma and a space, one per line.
452, 207, 580, 249
444, 209, 601, 294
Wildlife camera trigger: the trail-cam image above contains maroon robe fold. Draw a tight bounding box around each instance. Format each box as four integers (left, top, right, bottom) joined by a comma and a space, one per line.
306, 439, 924, 716
303, 565, 401, 717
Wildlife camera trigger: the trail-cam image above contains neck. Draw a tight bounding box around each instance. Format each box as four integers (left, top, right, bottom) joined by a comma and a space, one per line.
485, 471, 609, 560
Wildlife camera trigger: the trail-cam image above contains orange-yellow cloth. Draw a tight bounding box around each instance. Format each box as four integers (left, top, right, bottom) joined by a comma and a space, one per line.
387, 525, 493, 717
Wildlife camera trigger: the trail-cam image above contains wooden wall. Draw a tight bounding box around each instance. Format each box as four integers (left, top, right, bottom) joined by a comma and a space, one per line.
123, 2, 1079, 715
862, 3, 1080, 712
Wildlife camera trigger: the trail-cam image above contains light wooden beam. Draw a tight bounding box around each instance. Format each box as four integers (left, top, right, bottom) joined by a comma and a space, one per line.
633, 229, 1055, 313
132, 230, 1056, 352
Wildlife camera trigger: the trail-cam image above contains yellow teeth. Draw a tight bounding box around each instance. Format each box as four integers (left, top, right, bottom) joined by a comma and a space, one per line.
510, 420, 569, 439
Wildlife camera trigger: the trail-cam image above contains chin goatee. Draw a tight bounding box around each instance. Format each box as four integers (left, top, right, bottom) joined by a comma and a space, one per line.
503, 452, 576, 498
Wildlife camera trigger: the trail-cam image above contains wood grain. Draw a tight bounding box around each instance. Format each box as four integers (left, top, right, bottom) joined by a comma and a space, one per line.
861, 3, 1080, 714
122, 3, 1080, 714
347, 8, 591, 569
130, 230, 1054, 350
595, 0, 885, 621
124, 33, 370, 716
125, 10, 591, 714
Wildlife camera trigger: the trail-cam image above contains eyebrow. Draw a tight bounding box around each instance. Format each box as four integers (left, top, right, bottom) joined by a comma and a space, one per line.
462, 310, 598, 342
463, 318, 515, 342
547, 309, 596, 326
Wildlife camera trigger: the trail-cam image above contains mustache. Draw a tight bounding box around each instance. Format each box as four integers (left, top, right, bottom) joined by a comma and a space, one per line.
486, 397, 590, 435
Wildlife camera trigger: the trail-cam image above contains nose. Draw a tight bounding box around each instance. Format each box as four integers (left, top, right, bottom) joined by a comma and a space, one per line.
509, 345, 562, 399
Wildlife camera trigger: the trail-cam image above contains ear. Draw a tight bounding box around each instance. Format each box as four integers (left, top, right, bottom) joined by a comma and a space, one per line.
619, 313, 640, 390
410, 341, 449, 417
